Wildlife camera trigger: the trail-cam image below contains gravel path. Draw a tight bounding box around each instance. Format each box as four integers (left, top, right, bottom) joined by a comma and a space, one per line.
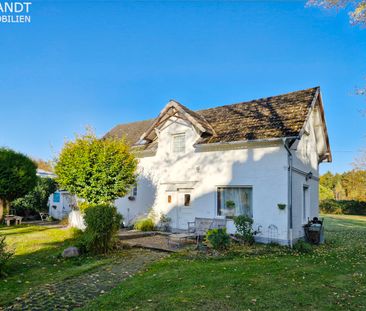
4, 249, 167, 311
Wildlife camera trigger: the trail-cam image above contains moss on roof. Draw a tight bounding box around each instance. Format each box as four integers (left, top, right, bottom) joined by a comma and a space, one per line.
105, 87, 319, 146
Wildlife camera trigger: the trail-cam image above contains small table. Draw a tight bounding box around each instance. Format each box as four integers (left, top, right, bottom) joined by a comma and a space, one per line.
5, 215, 23, 226
168, 233, 195, 248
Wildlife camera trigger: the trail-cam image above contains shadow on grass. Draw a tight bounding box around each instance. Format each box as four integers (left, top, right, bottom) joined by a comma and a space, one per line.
0, 226, 56, 236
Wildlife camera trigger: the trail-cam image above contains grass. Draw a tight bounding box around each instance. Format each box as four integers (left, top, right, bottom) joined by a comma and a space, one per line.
1, 215, 366, 310
81, 215, 366, 311
0, 224, 117, 306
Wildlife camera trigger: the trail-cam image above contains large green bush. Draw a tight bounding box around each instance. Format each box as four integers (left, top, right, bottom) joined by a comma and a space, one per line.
0, 235, 13, 277
0, 147, 37, 218
320, 199, 366, 215
12, 177, 57, 216
206, 228, 230, 251
81, 204, 122, 254
55, 131, 137, 205
134, 218, 155, 231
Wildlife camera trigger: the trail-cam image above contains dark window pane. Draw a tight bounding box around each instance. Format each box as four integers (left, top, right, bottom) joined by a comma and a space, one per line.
184, 194, 190, 206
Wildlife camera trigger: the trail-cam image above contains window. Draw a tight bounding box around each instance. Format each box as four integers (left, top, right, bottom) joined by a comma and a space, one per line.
217, 187, 252, 218
172, 133, 185, 153
53, 192, 60, 203
168, 195, 172, 203
303, 185, 309, 223
130, 186, 137, 197
184, 194, 191, 206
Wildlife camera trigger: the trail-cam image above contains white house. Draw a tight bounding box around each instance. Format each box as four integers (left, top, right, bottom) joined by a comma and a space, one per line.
105, 87, 331, 245
36, 169, 75, 220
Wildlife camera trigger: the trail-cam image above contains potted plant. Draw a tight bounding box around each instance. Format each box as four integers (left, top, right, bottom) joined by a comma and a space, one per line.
277, 203, 286, 210
225, 200, 236, 217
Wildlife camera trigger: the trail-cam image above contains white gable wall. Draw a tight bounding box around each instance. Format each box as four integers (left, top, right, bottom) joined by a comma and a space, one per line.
291, 105, 322, 240
116, 117, 293, 244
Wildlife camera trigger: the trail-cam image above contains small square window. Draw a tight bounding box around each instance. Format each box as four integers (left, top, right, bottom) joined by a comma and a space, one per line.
168, 195, 172, 203
172, 133, 185, 153
184, 194, 191, 206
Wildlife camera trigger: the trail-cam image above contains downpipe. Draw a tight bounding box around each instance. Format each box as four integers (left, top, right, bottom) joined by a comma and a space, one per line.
283, 139, 293, 248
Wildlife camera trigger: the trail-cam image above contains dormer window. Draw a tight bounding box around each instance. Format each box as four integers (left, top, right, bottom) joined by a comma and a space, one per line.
172, 133, 185, 153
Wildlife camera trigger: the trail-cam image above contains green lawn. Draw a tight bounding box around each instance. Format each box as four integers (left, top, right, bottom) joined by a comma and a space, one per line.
1, 216, 366, 310
0, 224, 116, 306
81, 215, 366, 311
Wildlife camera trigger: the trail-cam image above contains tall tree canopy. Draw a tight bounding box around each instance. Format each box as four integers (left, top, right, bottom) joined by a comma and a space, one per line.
320, 169, 366, 201
55, 131, 138, 205
308, 0, 366, 25
0, 148, 37, 218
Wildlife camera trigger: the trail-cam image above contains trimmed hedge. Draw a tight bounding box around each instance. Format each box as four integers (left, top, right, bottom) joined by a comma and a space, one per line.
320, 199, 366, 215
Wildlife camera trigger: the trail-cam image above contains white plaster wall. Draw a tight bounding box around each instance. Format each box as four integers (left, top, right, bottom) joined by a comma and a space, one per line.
48, 191, 73, 220
115, 117, 290, 243
291, 109, 320, 240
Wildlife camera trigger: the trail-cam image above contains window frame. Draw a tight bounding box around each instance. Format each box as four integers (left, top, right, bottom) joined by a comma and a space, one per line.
171, 133, 186, 154
216, 186, 253, 218
302, 185, 310, 224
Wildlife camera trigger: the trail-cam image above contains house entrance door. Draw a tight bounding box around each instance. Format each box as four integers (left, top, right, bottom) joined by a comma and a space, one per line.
176, 190, 193, 230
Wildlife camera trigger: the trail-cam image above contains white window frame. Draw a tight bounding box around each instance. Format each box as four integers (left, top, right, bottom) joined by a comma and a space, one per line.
171, 133, 186, 153
216, 186, 253, 218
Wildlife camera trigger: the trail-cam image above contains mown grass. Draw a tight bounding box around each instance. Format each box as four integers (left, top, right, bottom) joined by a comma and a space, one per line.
0, 224, 116, 306
82, 215, 366, 311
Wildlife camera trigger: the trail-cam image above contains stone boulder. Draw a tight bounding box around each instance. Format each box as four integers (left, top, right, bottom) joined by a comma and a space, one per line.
62, 246, 80, 258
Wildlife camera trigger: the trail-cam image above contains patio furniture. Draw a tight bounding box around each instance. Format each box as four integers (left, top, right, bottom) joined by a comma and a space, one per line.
168, 233, 195, 249
39, 212, 49, 221
4, 215, 23, 226
188, 217, 227, 245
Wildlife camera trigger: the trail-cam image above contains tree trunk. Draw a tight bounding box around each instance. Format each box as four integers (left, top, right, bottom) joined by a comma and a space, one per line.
6, 200, 10, 215
0, 199, 3, 221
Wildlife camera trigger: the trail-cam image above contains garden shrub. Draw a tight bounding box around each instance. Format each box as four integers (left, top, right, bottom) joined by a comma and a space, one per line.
292, 240, 313, 254
134, 218, 155, 231
234, 215, 256, 245
0, 235, 13, 277
82, 204, 122, 254
12, 177, 57, 217
206, 228, 230, 251
320, 199, 366, 215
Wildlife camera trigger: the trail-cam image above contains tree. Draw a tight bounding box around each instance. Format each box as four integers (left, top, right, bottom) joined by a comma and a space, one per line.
308, 1, 366, 25
0, 148, 37, 219
12, 177, 57, 214
319, 184, 335, 201
55, 130, 138, 205
341, 169, 366, 201
308, 1, 366, 95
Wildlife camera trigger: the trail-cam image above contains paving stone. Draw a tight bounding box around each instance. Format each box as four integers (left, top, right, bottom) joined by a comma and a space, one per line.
4, 249, 167, 311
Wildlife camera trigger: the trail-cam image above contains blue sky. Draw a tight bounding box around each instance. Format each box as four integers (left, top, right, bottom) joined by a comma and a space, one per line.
0, 0, 365, 173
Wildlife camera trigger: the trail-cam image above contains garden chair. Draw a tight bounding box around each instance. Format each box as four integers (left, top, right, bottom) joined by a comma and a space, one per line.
188, 217, 227, 246
39, 212, 49, 221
